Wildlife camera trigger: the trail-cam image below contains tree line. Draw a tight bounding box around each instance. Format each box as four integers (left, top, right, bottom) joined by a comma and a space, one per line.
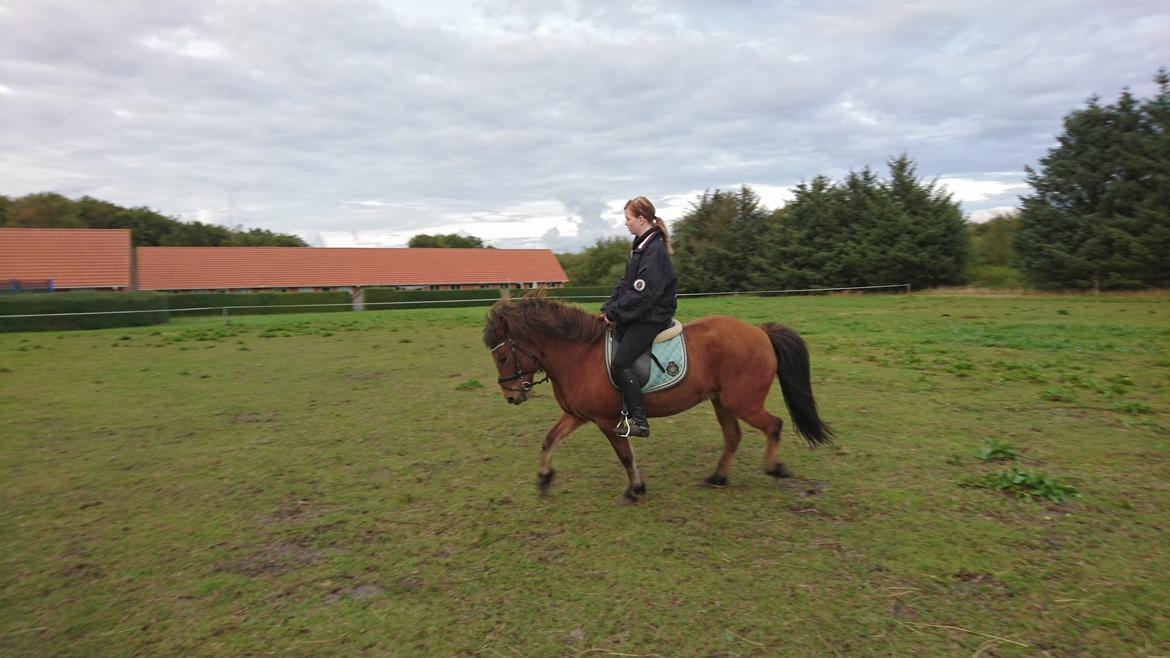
0, 193, 307, 247
563, 69, 1169, 292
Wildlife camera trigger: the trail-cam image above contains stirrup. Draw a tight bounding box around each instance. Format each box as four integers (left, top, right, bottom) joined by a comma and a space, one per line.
614, 410, 648, 438
615, 410, 633, 438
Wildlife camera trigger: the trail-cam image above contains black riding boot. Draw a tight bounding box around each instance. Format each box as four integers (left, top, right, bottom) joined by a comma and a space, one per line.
616, 368, 650, 438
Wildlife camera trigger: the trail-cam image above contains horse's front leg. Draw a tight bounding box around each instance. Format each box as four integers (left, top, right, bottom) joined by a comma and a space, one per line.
538, 412, 586, 494
601, 422, 646, 506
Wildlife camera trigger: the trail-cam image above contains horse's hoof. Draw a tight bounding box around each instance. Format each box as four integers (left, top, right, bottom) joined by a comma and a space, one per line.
617, 492, 639, 506
703, 474, 729, 488
766, 463, 794, 479
537, 469, 556, 494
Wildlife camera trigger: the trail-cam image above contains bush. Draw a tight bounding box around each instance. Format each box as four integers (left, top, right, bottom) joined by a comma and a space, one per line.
165, 292, 351, 316
965, 265, 1025, 288
364, 288, 501, 310
0, 291, 169, 332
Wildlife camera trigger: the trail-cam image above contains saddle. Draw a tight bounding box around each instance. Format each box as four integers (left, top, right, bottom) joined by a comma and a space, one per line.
605, 319, 688, 393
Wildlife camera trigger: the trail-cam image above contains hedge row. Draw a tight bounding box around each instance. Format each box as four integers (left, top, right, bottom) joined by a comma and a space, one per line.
361, 287, 614, 310
364, 288, 502, 310
0, 292, 169, 333
166, 292, 351, 316
0, 287, 617, 332
544, 286, 613, 299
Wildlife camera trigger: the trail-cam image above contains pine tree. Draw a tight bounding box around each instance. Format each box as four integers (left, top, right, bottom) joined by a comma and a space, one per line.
775, 157, 967, 289
1016, 69, 1170, 289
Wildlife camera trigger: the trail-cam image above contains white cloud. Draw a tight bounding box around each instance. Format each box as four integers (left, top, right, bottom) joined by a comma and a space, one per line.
141, 30, 229, 60
2, 0, 1166, 251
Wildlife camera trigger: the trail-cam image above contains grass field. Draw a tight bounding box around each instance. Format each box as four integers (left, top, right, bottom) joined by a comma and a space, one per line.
2, 293, 1168, 657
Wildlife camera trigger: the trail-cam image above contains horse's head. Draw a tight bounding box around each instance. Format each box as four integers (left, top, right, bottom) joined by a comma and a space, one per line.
483, 297, 603, 405
484, 312, 542, 404
489, 336, 541, 404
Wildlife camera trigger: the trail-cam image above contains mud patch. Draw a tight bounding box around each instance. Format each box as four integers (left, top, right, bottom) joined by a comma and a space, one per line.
260, 500, 335, 527
325, 583, 387, 603
777, 478, 829, 498
232, 411, 279, 423
214, 541, 323, 577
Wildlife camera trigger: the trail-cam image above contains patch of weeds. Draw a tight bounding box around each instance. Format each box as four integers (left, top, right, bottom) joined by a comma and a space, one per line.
945, 357, 975, 376
118, 335, 132, 341
964, 467, 1079, 502
1057, 309, 1070, 315
0, 366, 12, 373
399, 338, 412, 343
977, 439, 1019, 462
1041, 387, 1077, 402
455, 379, 483, 391
1111, 400, 1153, 415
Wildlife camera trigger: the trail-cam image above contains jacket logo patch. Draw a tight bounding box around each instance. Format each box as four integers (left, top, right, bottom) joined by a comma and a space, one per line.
633, 278, 646, 292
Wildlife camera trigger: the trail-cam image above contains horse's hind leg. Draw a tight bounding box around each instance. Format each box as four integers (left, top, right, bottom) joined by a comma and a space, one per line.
538, 412, 586, 494
704, 399, 742, 487
732, 403, 793, 479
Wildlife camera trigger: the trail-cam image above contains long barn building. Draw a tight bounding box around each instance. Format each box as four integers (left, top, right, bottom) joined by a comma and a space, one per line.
1, 228, 568, 293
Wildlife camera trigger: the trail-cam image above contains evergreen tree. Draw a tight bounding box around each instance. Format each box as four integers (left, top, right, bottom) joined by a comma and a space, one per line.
672, 188, 766, 292
776, 157, 968, 289
1015, 69, 1170, 289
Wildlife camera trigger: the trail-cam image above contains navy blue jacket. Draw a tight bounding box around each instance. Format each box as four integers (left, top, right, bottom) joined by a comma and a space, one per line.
601, 228, 677, 327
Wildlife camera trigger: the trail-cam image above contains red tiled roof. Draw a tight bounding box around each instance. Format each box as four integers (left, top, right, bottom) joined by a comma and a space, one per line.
136, 247, 568, 290
0, 228, 132, 288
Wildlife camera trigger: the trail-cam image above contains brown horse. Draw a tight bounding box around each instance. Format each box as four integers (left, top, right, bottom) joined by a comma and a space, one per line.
483, 296, 833, 505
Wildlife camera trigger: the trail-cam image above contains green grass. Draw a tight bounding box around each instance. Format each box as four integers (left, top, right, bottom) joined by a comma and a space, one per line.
2, 293, 1168, 656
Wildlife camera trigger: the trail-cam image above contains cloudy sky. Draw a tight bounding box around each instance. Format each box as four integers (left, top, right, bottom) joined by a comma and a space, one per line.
2, 1, 1167, 250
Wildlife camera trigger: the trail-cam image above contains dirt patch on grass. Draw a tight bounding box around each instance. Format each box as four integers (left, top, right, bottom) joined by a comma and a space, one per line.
777, 478, 829, 498
260, 500, 335, 527
231, 410, 279, 423
215, 541, 324, 577
325, 582, 387, 602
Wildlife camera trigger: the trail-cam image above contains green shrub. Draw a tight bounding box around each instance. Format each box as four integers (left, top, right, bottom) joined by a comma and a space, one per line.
165, 292, 351, 316
965, 265, 1025, 289
0, 291, 170, 333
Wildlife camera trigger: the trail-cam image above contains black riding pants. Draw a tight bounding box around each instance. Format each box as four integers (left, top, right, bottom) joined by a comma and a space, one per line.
610, 320, 669, 381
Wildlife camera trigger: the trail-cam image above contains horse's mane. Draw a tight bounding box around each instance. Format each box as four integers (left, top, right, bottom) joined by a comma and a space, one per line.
483, 296, 606, 347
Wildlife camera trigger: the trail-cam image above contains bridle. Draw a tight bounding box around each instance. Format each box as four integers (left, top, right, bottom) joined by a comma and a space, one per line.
491, 337, 547, 392
490, 335, 594, 392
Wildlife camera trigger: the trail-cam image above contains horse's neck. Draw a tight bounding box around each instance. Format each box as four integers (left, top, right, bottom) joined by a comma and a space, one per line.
536, 335, 599, 374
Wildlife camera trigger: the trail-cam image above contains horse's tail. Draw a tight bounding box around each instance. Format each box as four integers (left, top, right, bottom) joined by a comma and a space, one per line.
761, 322, 835, 446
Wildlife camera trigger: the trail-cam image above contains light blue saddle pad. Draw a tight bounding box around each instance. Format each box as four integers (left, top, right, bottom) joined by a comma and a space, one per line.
605, 325, 688, 394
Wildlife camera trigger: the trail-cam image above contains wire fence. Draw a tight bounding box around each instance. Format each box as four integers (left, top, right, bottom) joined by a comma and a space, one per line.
0, 283, 911, 320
